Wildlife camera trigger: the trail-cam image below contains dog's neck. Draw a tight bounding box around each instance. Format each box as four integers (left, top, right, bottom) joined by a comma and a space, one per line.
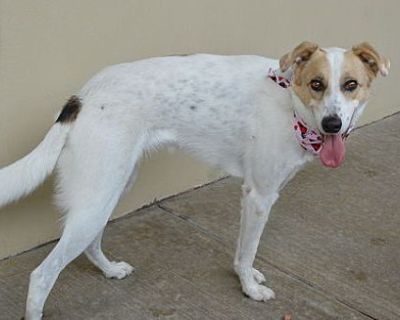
268, 67, 318, 130
289, 93, 319, 130
268, 67, 321, 150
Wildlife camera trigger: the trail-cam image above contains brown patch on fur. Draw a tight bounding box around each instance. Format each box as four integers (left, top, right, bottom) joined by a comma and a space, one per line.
341, 51, 373, 103
279, 41, 319, 72
291, 49, 331, 108
56, 95, 81, 123
352, 42, 390, 78
282, 312, 293, 320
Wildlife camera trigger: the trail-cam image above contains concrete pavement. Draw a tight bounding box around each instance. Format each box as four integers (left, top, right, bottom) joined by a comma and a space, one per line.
1, 113, 399, 319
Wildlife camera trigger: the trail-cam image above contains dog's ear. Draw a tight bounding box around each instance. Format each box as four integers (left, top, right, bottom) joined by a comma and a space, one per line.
279, 41, 319, 72
352, 42, 390, 77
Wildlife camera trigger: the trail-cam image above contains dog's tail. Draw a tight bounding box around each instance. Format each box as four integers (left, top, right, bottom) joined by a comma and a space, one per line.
0, 95, 81, 208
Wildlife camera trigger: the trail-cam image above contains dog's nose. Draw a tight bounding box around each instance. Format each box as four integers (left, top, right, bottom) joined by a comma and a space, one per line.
321, 115, 342, 134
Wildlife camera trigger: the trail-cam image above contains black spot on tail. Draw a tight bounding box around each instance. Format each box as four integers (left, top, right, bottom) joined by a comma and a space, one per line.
167, 53, 194, 57
56, 95, 81, 123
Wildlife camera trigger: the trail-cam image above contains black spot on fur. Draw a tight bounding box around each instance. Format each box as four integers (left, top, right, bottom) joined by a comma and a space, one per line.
56, 95, 81, 123
190, 105, 197, 110
168, 53, 194, 57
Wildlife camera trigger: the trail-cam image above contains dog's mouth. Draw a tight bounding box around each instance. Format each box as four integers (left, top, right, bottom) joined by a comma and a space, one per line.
319, 134, 346, 168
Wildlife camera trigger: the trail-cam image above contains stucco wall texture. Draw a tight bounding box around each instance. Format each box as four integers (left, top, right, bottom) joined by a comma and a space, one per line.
0, 0, 398, 259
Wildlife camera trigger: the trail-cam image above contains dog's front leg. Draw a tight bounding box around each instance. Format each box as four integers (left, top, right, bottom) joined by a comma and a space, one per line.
234, 185, 278, 301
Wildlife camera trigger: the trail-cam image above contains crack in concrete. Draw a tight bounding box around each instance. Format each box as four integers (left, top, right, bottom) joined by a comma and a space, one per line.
157, 199, 381, 320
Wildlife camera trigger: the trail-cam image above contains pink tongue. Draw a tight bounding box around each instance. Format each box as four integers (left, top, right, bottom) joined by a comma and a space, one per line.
319, 135, 346, 168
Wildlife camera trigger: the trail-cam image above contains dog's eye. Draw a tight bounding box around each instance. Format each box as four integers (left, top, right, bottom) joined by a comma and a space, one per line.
343, 80, 358, 92
309, 80, 324, 92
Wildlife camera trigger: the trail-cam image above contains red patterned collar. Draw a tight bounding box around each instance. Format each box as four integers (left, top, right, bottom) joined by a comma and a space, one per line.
267, 68, 291, 88
292, 112, 323, 154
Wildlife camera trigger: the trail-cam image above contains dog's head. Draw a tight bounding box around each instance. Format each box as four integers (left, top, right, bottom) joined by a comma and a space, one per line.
280, 41, 390, 167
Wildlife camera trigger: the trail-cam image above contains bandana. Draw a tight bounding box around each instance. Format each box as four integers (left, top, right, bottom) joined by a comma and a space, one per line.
292, 112, 323, 154
267, 68, 291, 89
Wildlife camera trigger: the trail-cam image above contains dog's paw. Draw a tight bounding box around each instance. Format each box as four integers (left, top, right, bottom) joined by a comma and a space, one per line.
243, 283, 275, 302
104, 261, 135, 279
252, 268, 266, 284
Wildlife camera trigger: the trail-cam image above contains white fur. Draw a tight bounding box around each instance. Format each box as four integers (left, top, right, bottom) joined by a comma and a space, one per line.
0, 52, 370, 319
0, 124, 70, 207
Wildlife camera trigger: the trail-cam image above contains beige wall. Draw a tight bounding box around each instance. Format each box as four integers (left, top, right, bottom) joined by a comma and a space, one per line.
0, 0, 398, 259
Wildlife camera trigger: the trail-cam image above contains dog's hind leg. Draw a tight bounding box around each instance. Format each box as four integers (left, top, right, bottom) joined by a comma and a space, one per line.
84, 167, 139, 279
85, 229, 135, 279
25, 191, 124, 319
24, 128, 145, 320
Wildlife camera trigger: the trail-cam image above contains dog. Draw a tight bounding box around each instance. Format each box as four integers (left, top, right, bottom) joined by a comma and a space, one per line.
0, 41, 389, 319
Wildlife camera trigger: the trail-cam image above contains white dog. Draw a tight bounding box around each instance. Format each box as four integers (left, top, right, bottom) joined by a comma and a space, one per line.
0, 42, 389, 319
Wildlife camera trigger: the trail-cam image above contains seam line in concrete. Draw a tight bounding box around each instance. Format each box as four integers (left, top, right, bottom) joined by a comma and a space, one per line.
157, 203, 228, 245
2, 113, 398, 317
157, 203, 381, 320
0, 177, 230, 263
3, 112, 398, 262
